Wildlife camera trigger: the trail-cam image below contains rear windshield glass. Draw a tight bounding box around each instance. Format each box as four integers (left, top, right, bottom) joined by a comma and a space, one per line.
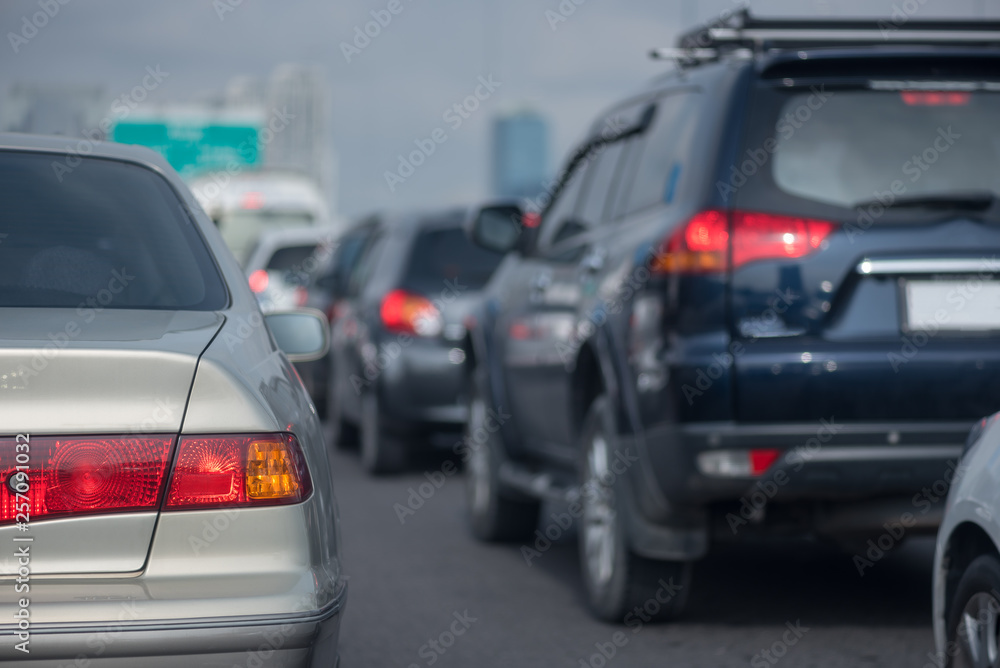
404, 226, 504, 291
266, 244, 320, 271
0, 151, 227, 309
734, 86, 1000, 217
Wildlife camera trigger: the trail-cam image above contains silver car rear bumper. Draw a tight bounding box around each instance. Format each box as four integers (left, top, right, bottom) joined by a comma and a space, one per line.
0, 584, 345, 668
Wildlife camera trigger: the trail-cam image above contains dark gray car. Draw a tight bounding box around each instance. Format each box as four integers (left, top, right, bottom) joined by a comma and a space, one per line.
326, 209, 504, 474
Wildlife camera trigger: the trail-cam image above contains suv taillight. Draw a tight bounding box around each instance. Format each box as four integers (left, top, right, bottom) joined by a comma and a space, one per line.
380, 289, 442, 337
654, 210, 836, 274
0, 433, 312, 525
732, 211, 836, 268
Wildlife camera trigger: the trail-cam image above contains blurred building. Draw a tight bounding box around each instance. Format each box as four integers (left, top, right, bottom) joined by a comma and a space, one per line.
1, 84, 106, 137
265, 65, 335, 209
491, 109, 549, 200
218, 65, 336, 211
224, 75, 267, 110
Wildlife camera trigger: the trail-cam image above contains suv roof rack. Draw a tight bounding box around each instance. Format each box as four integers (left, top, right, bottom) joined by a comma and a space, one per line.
653, 9, 1000, 68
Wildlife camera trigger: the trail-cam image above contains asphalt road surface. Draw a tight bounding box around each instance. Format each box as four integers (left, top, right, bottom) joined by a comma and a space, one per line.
330, 442, 938, 668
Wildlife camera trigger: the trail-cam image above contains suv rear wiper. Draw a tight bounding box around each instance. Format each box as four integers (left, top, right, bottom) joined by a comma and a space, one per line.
852, 191, 997, 212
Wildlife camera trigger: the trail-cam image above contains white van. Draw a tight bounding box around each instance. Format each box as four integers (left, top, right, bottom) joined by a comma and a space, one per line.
189, 169, 332, 266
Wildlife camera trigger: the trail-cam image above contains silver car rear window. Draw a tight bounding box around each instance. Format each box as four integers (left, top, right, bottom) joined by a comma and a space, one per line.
0, 151, 228, 310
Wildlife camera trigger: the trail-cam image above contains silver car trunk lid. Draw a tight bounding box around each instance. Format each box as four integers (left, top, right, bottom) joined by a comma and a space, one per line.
0, 309, 223, 575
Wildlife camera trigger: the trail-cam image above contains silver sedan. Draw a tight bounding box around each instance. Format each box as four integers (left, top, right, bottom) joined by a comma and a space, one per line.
0, 133, 345, 667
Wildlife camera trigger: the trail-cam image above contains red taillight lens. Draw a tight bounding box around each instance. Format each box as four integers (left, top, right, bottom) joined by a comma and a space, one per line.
654, 210, 835, 275
654, 210, 729, 274
749, 448, 782, 476
380, 289, 442, 337
901, 91, 970, 106
241, 191, 265, 209
0, 436, 174, 526
165, 434, 311, 509
249, 269, 269, 294
0, 433, 312, 524
731, 211, 836, 268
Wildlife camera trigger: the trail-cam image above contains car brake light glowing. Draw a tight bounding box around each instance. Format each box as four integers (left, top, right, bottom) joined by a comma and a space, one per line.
654, 210, 729, 274
731, 211, 836, 268
380, 289, 442, 337
0, 436, 174, 526
249, 269, 269, 294
523, 212, 542, 228
901, 91, 970, 106
654, 210, 835, 275
165, 434, 311, 509
241, 191, 265, 209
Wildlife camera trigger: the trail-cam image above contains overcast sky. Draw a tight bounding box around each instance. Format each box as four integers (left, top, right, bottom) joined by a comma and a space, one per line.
2, 0, 996, 218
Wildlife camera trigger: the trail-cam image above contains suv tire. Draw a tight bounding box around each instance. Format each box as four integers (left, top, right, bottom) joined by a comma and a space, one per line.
579, 395, 691, 623
360, 391, 408, 474
465, 374, 540, 541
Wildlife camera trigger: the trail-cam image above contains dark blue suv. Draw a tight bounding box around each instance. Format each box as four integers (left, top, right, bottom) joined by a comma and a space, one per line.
461, 11, 1000, 622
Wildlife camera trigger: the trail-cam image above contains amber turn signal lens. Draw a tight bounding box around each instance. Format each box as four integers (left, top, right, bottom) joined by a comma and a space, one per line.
247, 438, 302, 499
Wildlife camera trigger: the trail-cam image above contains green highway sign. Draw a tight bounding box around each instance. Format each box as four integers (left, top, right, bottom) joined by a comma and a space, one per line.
111, 116, 262, 178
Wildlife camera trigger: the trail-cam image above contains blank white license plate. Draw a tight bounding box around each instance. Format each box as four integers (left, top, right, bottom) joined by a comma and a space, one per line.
905, 280, 1000, 332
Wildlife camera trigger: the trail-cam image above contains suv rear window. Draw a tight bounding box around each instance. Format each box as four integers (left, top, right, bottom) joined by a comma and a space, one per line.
266, 245, 320, 272
404, 226, 504, 292
0, 151, 227, 309
735, 85, 1000, 217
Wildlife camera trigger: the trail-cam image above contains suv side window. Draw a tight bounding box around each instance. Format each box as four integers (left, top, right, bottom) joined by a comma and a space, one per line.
621, 91, 700, 216
536, 157, 590, 250
575, 140, 629, 229
345, 229, 382, 298
324, 228, 369, 295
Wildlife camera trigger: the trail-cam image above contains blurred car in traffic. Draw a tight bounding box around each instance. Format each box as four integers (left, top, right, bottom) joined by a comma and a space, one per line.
305, 215, 381, 327
326, 208, 505, 473
243, 226, 341, 415
0, 133, 345, 667
461, 12, 1000, 622
298, 216, 383, 422
189, 169, 330, 266
245, 226, 340, 312
933, 415, 1000, 668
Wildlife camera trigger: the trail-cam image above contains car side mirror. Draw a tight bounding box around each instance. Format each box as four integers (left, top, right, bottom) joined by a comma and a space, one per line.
265, 309, 329, 362
467, 204, 525, 254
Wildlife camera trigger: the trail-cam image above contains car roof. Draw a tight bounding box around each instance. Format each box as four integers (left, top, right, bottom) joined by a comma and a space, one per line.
0, 132, 173, 172
347, 207, 468, 234
253, 225, 342, 247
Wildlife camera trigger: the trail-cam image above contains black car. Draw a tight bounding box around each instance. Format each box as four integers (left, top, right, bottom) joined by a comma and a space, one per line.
326, 208, 505, 473
461, 12, 1000, 622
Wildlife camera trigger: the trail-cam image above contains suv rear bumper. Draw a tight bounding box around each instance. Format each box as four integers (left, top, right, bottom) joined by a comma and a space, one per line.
639, 419, 969, 506
614, 420, 969, 561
